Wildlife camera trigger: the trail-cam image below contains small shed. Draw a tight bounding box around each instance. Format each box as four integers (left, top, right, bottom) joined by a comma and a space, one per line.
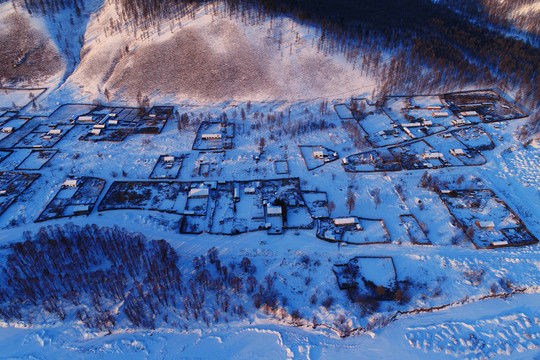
71, 204, 90, 215
244, 187, 256, 194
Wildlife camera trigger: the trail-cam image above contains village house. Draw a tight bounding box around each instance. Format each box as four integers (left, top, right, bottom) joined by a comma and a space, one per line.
459, 111, 478, 117
63, 179, 79, 187
450, 148, 467, 156
333, 217, 358, 226
47, 129, 62, 136
422, 152, 444, 160
266, 204, 282, 217
189, 188, 209, 198
432, 111, 449, 118
78, 115, 94, 122
313, 150, 326, 159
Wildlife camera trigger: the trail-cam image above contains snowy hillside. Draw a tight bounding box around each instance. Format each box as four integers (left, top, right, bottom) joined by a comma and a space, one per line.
2, 1, 376, 105
71, 3, 375, 103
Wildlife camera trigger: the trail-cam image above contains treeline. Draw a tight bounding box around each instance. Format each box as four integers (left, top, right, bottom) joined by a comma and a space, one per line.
0, 224, 280, 331
21, 0, 85, 15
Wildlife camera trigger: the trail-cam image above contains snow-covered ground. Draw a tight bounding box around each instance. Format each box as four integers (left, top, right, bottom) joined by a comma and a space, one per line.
0, 0, 539, 358
0, 95, 536, 358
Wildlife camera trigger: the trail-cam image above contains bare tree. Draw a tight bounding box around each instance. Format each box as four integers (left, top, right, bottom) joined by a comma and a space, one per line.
346, 190, 356, 214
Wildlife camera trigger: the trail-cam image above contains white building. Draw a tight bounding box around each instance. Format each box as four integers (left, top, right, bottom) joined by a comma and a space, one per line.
450, 148, 466, 156
459, 111, 478, 117
189, 188, 209, 198
91, 129, 102, 136
70, 204, 90, 215
266, 205, 282, 217
78, 115, 94, 122
333, 217, 358, 226
476, 220, 495, 229
451, 119, 468, 126
313, 150, 326, 159
63, 179, 79, 187
403, 127, 415, 139
422, 152, 444, 160
163, 156, 175, 163
244, 187, 256, 194
402, 122, 422, 128
202, 133, 222, 140
47, 129, 62, 135
1, 127, 14, 133
432, 111, 449, 118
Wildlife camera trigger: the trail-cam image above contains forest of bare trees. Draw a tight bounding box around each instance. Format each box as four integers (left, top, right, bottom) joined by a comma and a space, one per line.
0, 224, 286, 331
